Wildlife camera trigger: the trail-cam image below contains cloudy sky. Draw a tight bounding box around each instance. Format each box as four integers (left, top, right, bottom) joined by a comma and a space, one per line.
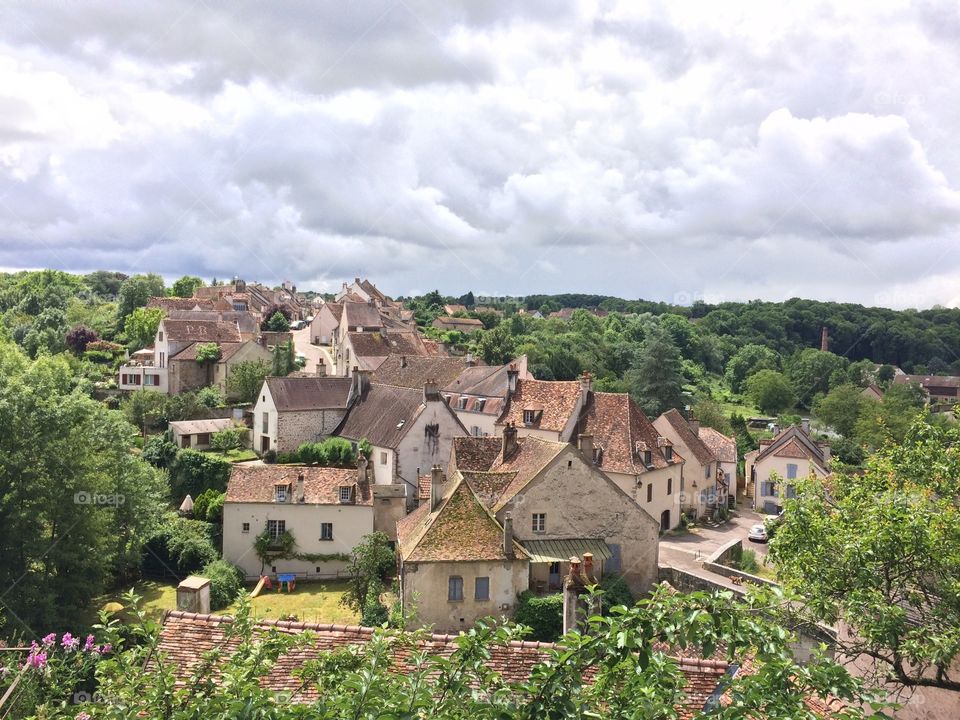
2, 1, 960, 307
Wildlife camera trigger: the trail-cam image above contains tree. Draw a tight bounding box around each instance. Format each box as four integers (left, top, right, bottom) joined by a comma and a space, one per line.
201, 559, 243, 610
84, 269, 128, 297
124, 306, 165, 350
876, 364, 896, 386
813, 383, 875, 437
260, 304, 291, 330
852, 383, 927, 448
210, 426, 243, 455
170, 275, 203, 298
194, 342, 222, 364
785, 348, 849, 408
725, 344, 782, 393
745, 369, 796, 415
227, 359, 269, 403
142, 434, 179, 468
626, 325, 685, 417
169, 449, 232, 500
267, 310, 291, 332
271, 339, 296, 377
341, 532, 395, 614
691, 399, 732, 435
122, 389, 168, 435
116, 273, 165, 327
64, 324, 100, 354
475, 325, 516, 365
770, 419, 960, 692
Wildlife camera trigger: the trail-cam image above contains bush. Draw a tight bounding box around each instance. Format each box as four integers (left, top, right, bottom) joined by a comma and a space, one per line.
83, 349, 115, 364
360, 579, 389, 627
737, 549, 760, 575
193, 489, 225, 524
275, 452, 299, 464
196, 385, 225, 408
201, 559, 244, 610
211, 426, 243, 454
143, 513, 218, 577
514, 592, 563, 642
598, 573, 634, 612
169, 449, 231, 499
262, 449, 277, 464
142, 435, 179, 469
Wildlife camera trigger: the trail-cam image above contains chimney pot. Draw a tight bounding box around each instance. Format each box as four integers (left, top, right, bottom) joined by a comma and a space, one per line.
424, 378, 439, 401
583, 552, 594, 580
578, 433, 594, 463
502, 422, 518, 459
503, 513, 514, 559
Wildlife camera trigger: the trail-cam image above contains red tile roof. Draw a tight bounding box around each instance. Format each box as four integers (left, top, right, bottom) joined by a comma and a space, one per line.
372, 355, 475, 390
432, 316, 485, 332
497, 379, 583, 434
161, 318, 241, 343
225, 464, 371, 506
147, 297, 218, 311
697, 426, 736, 464
658, 409, 716, 466
334, 383, 426, 448
575, 392, 676, 475
343, 301, 384, 329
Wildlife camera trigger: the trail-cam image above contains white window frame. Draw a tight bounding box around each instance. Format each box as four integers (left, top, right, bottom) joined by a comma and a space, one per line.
320, 522, 333, 541
532, 513, 546, 533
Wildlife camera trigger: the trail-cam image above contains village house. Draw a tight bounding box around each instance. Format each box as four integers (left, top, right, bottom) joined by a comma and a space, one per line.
746, 425, 830, 515
252, 375, 354, 454
697, 425, 737, 503
431, 316, 485, 334
333, 372, 468, 499
442, 303, 467, 315
168, 338, 272, 396
337, 328, 437, 376
371, 354, 476, 390
443, 356, 533, 437
894, 373, 959, 408
494, 375, 591, 442
222, 461, 404, 580
653, 409, 732, 520
169, 417, 241, 449
574, 392, 684, 531
310, 301, 342, 345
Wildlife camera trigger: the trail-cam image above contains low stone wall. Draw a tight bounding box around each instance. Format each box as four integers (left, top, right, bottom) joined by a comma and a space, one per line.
702, 538, 778, 589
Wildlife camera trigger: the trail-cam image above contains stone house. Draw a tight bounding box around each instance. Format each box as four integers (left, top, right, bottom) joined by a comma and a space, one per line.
494, 375, 592, 442
337, 329, 436, 376
252, 375, 354, 454
168, 338, 272, 396
169, 417, 240, 450
442, 356, 533, 438
573, 392, 683, 531
653, 409, 730, 520
746, 425, 830, 514
334, 375, 468, 500
697, 426, 737, 502
431, 316, 485, 334
223, 462, 386, 580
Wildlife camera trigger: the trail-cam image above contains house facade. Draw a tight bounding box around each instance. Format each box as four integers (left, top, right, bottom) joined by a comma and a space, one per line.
653, 410, 730, 520
311, 301, 342, 345
442, 356, 533, 437
169, 417, 240, 449
252, 375, 354, 454
494, 375, 591, 442
746, 425, 830, 514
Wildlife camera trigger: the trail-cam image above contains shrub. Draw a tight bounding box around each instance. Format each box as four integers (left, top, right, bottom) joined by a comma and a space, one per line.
194, 343, 222, 364
196, 385, 225, 408
169, 449, 231, 499
360, 579, 389, 627
142, 435, 179, 469
66, 325, 101, 354
275, 452, 299, 464
737, 549, 760, 575
193, 489, 225, 524
83, 350, 115, 363
598, 573, 634, 612
201, 559, 244, 610
262, 449, 277, 464
143, 513, 218, 577
210, 426, 243, 454
514, 592, 563, 642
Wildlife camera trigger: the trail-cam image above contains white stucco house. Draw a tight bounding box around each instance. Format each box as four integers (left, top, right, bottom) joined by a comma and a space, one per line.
746, 425, 830, 514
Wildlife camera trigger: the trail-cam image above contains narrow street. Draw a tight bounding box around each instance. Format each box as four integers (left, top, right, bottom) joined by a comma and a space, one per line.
291, 326, 336, 375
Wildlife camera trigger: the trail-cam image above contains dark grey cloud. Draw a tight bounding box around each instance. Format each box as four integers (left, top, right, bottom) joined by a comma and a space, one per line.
1, 1, 959, 308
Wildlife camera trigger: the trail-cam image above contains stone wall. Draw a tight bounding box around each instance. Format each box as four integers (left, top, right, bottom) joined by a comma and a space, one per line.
276, 408, 348, 454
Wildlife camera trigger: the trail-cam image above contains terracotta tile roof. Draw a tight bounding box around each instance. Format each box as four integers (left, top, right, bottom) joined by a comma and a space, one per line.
170, 340, 257, 362
161, 318, 241, 343
322, 301, 343, 322
347, 331, 430, 360
575, 392, 676, 476
372, 355, 474, 390
334, 383, 425, 448
773, 439, 813, 459
895, 373, 960, 388
417, 474, 432, 501
442, 357, 532, 411
432, 316, 485, 332
452, 435, 568, 512
658, 409, 716, 466
225, 464, 371, 506
398, 477, 527, 562
697, 426, 736, 464
443, 304, 467, 315
147, 297, 217, 311
155, 611, 743, 715
756, 426, 828, 471
265, 376, 353, 412
497, 379, 583, 434
169, 418, 237, 435
343, 301, 384, 329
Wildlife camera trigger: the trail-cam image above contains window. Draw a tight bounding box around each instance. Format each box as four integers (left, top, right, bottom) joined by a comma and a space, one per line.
643, 450, 652, 467
448, 576, 464, 602
475, 576, 490, 600
664, 445, 673, 461
339, 486, 352, 503
158, 331, 163, 341
785, 485, 797, 499
144, 374, 159, 386
320, 522, 333, 540
523, 409, 536, 424
267, 519, 286, 539
262, 412, 269, 434
476, 398, 486, 411
196, 433, 210, 446
646, 483, 653, 503
532, 513, 546, 533
242, 522, 250, 533
471, 426, 481, 437
159, 352, 165, 368
704, 464, 711, 479
761, 481, 776, 497
275, 485, 287, 503
458, 397, 468, 410
380, 451, 388, 465
667, 477, 673, 495
786, 463, 798, 480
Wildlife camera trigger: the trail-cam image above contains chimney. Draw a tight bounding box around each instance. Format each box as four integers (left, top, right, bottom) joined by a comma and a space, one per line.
820, 326, 829, 352
578, 433, 594, 463
503, 513, 514, 559
176, 576, 211, 615
400, 355, 407, 369
800, 417, 810, 433
502, 422, 519, 459
507, 366, 519, 396
465, 352, 476, 367
316, 361, 326, 377
296, 472, 305, 503
563, 557, 583, 635
579, 371, 592, 406
357, 453, 369, 485
430, 465, 444, 511
424, 378, 440, 401
352, 368, 370, 398
688, 417, 699, 436
582, 552, 595, 582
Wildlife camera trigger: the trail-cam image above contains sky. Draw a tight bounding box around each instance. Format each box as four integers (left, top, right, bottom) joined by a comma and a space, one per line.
1, 1, 960, 308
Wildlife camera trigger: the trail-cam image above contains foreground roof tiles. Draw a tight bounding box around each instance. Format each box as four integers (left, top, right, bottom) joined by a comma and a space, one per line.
225, 464, 371, 505
497, 379, 582, 433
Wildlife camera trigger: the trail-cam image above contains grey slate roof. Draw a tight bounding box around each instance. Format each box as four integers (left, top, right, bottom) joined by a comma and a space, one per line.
266, 376, 353, 412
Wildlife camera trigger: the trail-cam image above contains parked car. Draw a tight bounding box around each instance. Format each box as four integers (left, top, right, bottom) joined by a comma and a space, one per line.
747, 523, 769, 543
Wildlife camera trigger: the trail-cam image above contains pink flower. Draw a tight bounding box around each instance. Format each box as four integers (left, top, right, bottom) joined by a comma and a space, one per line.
26, 651, 47, 669
41, 633, 56, 647
75, 713, 91, 720
95, 643, 112, 655
61, 633, 78, 651
83, 635, 96, 652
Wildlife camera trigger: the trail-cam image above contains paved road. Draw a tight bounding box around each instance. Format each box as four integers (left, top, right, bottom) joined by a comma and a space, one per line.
291, 326, 335, 375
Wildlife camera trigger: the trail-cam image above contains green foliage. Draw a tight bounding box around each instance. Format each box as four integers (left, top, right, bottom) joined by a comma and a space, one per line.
0, 340, 167, 633
65, 324, 100, 354
192, 488, 226, 523
691, 399, 732, 434
141, 434, 179, 468
122, 389, 168, 432
598, 573, 634, 612
226, 359, 269, 403
124, 306, 165, 350
194, 342, 222, 364
169, 449, 232, 499
626, 324, 685, 416
745, 369, 796, 415
84, 269, 128, 297
297, 437, 358, 466
360, 578, 389, 626
785, 348, 850, 408
813, 383, 875, 437
771, 419, 960, 691
210, 426, 244, 454
341, 532, 396, 614
475, 324, 516, 365
271, 339, 296, 377
143, 512, 218, 577
171, 275, 203, 298
116, 273, 165, 327
736, 548, 760, 574
195, 384, 225, 408
267, 310, 291, 332
725, 344, 782, 393
514, 591, 563, 641
201, 559, 244, 610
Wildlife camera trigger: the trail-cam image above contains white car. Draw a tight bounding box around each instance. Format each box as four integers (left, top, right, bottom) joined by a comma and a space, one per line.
747, 524, 769, 543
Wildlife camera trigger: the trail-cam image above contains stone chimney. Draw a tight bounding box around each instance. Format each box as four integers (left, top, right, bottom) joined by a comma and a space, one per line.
176, 576, 211, 615
503, 513, 514, 559
820, 326, 829, 352
296, 471, 305, 503
502, 422, 519, 459
688, 417, 699, 436
579, 371, 592, 406
400, 355, 407, 369
800, 417, 810, 433
352, 368, 370, 398
582, 552, 595, 580
507, 365, 519, 396
465, 352, 476, 367
578, 433, 594, 463
357, 453, 369, 485
430, 465, 444, 511
424, 378, 440, 402
563, 557, 584, 634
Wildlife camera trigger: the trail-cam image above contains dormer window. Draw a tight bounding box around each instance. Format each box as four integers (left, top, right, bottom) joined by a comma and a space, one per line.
274, 484, 288, 503
476, 398, 486, 411
158, 330, 164, 341
458, 397, 468, 410
665, 445, 673, 461
523, 410, 534, 424
643, 450, 652, 468
339, 486, 353, 503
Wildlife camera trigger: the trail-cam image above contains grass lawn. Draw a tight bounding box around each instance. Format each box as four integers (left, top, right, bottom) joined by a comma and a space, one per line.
204, 448, 258, 462
89, 579, 179, 624
232, 579, 360, 624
